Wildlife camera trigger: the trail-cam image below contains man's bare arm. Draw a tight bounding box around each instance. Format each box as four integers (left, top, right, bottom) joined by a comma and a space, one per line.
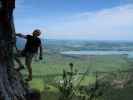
16, 33, 27, 39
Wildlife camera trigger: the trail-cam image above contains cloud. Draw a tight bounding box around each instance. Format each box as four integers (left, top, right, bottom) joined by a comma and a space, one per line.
47, 4, 133, 40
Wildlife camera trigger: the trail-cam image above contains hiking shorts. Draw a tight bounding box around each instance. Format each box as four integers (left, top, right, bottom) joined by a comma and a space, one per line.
14, 49, 35, 66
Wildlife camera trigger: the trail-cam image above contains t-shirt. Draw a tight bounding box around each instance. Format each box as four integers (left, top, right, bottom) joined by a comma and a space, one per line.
23, 35, 41, 54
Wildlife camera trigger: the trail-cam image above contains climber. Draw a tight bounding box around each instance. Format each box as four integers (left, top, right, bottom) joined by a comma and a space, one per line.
15, 29, 43, 81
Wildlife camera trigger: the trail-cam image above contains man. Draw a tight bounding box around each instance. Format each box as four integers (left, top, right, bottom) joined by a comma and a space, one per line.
15, 29, 43, 81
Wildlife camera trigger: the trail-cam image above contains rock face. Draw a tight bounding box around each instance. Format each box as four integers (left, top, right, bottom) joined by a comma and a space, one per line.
0, 0, 26, 100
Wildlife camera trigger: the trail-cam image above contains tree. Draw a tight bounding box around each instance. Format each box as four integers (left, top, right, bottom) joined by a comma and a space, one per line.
0, 0, 26, 100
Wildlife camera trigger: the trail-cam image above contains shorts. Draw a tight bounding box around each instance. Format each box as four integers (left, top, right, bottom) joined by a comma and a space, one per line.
14, 49, 35, 66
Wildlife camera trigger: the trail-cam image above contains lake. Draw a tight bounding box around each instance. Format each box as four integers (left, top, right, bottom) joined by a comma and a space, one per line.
61, 50, 133, 58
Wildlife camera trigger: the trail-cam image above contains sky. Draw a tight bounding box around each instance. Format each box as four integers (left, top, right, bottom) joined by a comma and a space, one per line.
14, 0, 133, 41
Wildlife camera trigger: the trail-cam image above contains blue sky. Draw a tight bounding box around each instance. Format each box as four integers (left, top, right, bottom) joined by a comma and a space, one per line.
14, 0, 133, 41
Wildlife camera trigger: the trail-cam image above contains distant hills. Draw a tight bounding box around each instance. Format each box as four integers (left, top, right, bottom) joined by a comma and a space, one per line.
16, 38, 133, 52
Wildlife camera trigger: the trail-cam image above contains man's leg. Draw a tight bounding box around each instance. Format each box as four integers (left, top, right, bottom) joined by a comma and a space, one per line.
14, 50, 25, 70
15, 56, 24, 67
25, 54, 33, 81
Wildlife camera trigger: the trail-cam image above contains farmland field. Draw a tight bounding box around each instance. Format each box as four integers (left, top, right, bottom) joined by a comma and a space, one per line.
16, 39, 133, 100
